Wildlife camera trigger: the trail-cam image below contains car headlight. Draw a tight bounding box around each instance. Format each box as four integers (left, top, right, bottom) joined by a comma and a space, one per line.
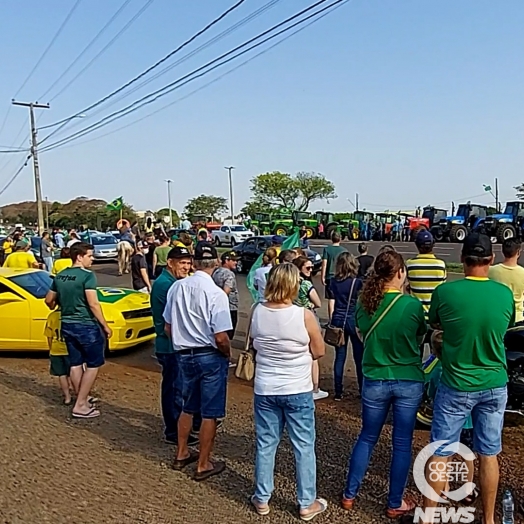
314, 253, 321, 261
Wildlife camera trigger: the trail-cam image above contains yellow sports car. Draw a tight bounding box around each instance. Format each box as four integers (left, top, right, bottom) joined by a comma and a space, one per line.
0, 268, 155, 352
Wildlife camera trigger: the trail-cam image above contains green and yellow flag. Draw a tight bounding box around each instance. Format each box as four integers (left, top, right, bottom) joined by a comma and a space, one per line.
106, 197, 123, 211
246, 229, 301, 302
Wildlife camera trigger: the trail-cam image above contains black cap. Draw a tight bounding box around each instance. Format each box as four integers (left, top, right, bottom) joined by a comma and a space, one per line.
221, 250, 238, 263
462, 232, 493, 258
194, 242, 218, 260
167, 246, 193, 259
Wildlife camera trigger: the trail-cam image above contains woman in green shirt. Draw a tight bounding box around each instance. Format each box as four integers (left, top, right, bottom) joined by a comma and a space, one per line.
342, 250, 426, 519
152, 234, 171, 278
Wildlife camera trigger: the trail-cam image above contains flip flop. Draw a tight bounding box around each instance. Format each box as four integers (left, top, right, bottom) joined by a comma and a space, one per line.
193, 460, 226, 481
72, 408, 100, 419
88, 396, 99, 404
463, 487, 480, 505
63, 399, 73, 406
172, 451, 199, 471
300, 499, 328, 521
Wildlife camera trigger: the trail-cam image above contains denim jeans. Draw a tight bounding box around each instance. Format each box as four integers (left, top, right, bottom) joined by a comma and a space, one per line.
344, 379, 424, 509
61, 322, 105, 368
334, 327, 364, 396
43, 256, 53, 272
156, 353, 201, 441
253, 392, 317, 509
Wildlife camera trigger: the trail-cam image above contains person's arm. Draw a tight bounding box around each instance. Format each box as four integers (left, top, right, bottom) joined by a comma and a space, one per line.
221, 273, 235, 296
85, 290, 112, 337
304, 309, 325, 360
321, 260, 327, 286
164, 322, 172, 339
139, 257, 151, 291
210, 292, 233, 357
152, 251, 158, 272
29, 252, 39, 269
214, 331, 231, 357
308, 284, 322, 309
45, 279, 58, 309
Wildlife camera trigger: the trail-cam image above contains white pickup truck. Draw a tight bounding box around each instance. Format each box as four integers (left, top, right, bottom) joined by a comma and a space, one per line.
214, 224, 254, 246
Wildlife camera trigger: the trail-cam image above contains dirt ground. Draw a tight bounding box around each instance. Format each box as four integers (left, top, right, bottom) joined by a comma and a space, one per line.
1, 347, 524, 524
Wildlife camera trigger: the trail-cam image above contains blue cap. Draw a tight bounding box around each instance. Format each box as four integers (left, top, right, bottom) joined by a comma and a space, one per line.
271, 235, 284, 245
415, 230, 434, 246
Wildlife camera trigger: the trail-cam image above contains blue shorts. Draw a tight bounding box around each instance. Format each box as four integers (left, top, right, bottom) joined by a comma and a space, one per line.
177, 348, 229, 420
431, 382, 507, 457
61, 322, 106, 369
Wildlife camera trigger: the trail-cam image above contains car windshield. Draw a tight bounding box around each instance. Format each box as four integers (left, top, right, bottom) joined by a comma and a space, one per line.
90, 235, 117, 245
9, 271, 53, 299
230, 226, 247, 232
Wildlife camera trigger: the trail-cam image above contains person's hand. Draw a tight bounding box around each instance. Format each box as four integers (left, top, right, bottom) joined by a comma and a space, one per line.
322, 278, 326, 286
103, 325, 113, 338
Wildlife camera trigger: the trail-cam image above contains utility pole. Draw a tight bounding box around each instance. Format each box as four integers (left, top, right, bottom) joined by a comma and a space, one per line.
165, 179, 173, 228
225, 166, 235, 223
495, 177, 499, 212
45, 196, 49, 230
355, 193, 359, 212
12, 100, 50, 234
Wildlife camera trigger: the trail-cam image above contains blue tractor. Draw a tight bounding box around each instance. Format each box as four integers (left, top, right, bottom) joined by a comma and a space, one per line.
475, 201, 524, 243
438, 203, 489, 243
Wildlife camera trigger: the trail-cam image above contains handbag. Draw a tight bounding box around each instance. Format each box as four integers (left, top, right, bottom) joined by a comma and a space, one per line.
323, 278, 357, 347
235, 304, 257, 381
363, 293, 402, 343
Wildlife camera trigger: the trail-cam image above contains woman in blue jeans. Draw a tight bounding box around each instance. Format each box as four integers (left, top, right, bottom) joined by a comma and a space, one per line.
250, 263, 327, 521
342, 250, 426, 519
329, 253, 364, 399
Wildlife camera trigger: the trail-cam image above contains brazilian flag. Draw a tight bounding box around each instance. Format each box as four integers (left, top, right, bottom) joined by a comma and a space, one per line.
246, 229, 301, 302
106, 196, 123, 211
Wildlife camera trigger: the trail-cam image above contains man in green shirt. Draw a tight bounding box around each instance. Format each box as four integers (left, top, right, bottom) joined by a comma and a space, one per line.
321, 231, 347, 319
150, 246, 199, 446
422, 233, 514, 524
45, 242, 111, 420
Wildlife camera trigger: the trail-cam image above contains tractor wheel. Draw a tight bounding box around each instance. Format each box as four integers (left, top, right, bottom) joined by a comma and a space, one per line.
496, 224, 516, 244
449, 225, 468, 243
430, 226, 444, 242
326, 225, 338, 239
305, 227, 315, 239
274, 226, 288, 236
410, 225, 427, 241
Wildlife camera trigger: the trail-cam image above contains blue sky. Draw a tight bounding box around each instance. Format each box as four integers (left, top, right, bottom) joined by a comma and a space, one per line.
0, 0, 523, 216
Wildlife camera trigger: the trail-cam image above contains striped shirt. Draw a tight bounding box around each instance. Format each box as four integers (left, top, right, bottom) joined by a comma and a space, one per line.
406, 253, 447, 318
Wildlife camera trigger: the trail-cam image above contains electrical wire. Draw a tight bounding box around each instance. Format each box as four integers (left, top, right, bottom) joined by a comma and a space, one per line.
40, 0, 343, 151
42, 0, 349, 152
48, 0, 157, 102
40, 0, 248, 132
38, 0, 135, 101
0, 148, 30, 154
0, 155, 32, 197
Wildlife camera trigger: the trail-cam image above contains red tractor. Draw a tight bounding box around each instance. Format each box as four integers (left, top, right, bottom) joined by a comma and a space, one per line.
399, 212, 430, 241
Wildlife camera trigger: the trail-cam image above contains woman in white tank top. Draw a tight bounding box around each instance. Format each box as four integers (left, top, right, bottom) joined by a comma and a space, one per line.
249, 263, 327, 521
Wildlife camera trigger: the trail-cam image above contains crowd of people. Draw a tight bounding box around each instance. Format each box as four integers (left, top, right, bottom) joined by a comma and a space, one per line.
2, 219, 521, 523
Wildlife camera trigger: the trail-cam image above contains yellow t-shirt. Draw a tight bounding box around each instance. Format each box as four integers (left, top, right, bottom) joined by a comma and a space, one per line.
2, 240, 13, 255
52, 258, 73, 275
3, 251, 37, 269
44, 311, 68, 356
489, 263, 524, 322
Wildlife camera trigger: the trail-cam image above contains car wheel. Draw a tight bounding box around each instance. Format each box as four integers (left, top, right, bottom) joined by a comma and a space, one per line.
215, 237, 221, 246
230, 238, 236, 246
236, 259, 244, 273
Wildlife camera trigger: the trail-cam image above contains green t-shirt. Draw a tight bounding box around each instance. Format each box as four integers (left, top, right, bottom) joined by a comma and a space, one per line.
155, 245, 171, 267
429, 277, 515, 392
50, 267, 98, 324
357, 291, 426, 382
322, 245, 347, 279
294, 278, 315, 310
150, 269, 177, 354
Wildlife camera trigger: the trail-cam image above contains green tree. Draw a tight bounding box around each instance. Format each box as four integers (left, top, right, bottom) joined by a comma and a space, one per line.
250, 171, 336, 211
240, 199, 274, 217
184, 194, 228, 220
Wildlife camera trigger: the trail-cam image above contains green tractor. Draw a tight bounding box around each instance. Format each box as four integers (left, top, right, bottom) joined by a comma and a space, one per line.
292, 211, 319, 238
270, 211, 294, 236
250, 212, 272, 235
353, 211, 375, 240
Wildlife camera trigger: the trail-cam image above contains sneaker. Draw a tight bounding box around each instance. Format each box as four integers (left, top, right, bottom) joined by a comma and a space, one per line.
334, 394, 343, 402
313, 390, 329, 401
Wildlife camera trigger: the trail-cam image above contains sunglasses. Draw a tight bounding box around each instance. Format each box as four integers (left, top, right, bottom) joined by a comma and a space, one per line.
303, 265, 314, 270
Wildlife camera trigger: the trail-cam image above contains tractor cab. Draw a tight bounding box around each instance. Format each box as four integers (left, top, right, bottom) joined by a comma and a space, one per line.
422, 206, 448, 227
251, 213, 271, 234
480, 201, 524, 243
440, 204, 489, 243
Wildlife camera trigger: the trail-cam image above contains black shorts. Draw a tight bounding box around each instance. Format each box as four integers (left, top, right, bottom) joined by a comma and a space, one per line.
50, 355, 71, 377
325, 279, 334, 300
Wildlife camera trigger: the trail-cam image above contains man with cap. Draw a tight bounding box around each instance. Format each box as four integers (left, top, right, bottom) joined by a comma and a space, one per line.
3, 240, 39, 269
405, 230, 446, 320
150, 246, 200, 447
420, 233, 515, 524
212, 251, 239, 339
130, 240, 152, 293
271, 235, 284, 259
164, 242, 232, 480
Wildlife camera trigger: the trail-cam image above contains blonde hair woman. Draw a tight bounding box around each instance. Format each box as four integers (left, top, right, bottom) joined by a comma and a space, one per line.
250, 263, 327, 521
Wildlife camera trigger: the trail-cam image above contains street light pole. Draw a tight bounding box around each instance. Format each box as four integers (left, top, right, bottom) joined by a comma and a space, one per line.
12, 100, 50, 234
165, 179, 173, 228
224, 166, 235, 223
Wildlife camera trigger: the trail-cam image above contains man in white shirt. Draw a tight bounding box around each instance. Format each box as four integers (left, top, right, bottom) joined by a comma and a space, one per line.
164, 242, 232, 481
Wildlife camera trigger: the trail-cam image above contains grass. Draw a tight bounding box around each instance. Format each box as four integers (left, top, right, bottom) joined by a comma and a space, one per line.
446, 262, 464, 274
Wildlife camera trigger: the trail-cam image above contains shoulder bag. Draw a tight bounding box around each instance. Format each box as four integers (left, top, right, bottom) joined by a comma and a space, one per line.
323, 278, 357, 347
363, 293, 403, 344
235, 304, 257, 381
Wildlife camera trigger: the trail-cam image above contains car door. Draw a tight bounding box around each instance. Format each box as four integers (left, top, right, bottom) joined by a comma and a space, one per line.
243, 238, 257, 267
221, 226, 231, 244
0, 281, 31, 350
255, 238, 269, 259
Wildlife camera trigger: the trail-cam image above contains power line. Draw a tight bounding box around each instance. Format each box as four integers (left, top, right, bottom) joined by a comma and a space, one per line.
38, 0, 134, 101
14, 0, 83, 98
48, 0, 156, 102
42, 0, 349, 152
40, 0, 248, 133
40, 0, 343, 151
0, 155, 32, 197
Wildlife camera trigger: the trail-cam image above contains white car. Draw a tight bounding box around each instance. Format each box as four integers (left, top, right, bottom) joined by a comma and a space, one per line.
214, 225, 254, 246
